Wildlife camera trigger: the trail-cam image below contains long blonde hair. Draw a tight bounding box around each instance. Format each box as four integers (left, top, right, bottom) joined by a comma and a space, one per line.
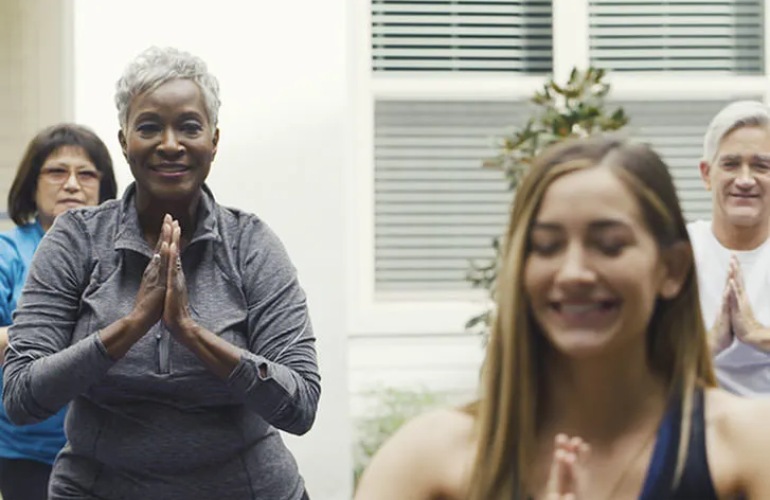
468, 136, 716, 500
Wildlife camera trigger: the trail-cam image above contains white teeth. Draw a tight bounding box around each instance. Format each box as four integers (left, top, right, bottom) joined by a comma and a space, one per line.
561, 304, 601, 314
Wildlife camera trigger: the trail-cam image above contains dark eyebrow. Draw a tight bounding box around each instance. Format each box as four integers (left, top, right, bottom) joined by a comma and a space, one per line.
178, 111, 205, 121
531, 222, 559, 231
531, 219, 631, 232
587, 219, 632, 232
133, 112, 160, 122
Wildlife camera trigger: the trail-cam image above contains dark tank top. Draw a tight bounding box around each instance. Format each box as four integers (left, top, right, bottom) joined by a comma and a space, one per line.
640, 387, 718, 499
521, 388, 719, 500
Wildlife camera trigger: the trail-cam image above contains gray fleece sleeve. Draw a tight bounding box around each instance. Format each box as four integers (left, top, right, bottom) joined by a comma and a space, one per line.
227, 218, 321, 435
3, 213, 115, 425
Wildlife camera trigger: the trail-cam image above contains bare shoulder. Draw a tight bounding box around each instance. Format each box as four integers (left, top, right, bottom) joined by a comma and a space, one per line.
705, 388, 770, 498
354, 407, 476, 500
706, 387, 770, 437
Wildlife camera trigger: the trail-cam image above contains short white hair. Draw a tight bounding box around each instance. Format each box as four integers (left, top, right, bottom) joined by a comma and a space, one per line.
703, 100, 770, 164
115, 46, 221, 130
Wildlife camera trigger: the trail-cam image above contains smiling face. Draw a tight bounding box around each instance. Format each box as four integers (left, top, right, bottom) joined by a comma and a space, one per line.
119, 78, 219, 206
700, 125, 770, 230
35, 145, 101, 231
523, 167, 673, 359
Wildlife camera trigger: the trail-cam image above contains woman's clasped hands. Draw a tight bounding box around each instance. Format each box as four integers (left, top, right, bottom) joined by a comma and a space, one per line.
131, 214, 195, 340
543, 434, 590, 500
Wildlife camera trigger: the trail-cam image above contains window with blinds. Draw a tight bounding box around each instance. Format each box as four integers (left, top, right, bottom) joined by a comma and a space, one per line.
374, 99, 746, 291
589, 0, 764, 73
374, 101, 525, 291
371, 0, 553, 72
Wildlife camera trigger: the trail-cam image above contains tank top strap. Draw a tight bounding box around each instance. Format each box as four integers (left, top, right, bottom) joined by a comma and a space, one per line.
640, 387, 718, 500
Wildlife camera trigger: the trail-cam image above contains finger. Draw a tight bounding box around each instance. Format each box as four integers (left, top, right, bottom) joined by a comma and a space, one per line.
167, 241, 179, 290
546, 447, 565, 493
154, 214, 171, 254
568, 437, 583, 453
730, 278, 746, 308
163, 216, 174, 246
735, 272, 746, 300
577, 442, 590, 461
728, 279, 738, 306
144, 251, 161, 280
554, 450, 570, 494
732, 259, 747, 291
157, 241, 170, 284
557, 450, 577, 494
172, 221, 181, 251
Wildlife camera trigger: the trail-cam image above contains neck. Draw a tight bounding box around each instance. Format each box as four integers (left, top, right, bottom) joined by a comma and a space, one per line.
711, 215, 769, 251
134, 191, 201, 247
540, 344, 667, 446
38, 215, 53, 233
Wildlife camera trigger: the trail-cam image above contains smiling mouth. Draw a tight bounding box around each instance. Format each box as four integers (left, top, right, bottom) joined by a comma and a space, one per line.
548, 300, 620, 328
551, 301, 618, 313
150, 164, 190, 177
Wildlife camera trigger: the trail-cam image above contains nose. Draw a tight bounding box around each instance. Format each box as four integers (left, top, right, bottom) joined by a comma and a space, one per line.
157, 128, 183, 158
62, 170, 81, 192
554, 243, 596, 288
735, 163, 757, 188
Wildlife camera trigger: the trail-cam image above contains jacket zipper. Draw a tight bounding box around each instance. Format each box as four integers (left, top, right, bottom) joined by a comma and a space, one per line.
156, 325, 170, 374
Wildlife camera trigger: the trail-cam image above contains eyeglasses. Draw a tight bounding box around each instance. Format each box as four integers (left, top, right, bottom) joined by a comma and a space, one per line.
39, 167, 102, 188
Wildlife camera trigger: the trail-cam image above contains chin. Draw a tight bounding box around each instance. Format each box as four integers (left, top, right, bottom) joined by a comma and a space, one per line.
146, 183, 201, 203
550, 341, 610, 360
724, 211, 764, 227
543, 329, 614, 359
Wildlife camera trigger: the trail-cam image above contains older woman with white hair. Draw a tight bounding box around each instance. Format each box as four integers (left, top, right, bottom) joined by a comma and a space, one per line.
689, 100, 770, 397
3, 47, 320, 499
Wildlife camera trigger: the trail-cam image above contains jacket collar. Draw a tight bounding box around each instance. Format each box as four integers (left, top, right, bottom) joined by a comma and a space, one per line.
114, 183, 220, 256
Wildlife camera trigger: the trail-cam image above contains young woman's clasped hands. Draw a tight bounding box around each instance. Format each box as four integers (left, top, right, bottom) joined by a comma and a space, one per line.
544, 434, 590, 500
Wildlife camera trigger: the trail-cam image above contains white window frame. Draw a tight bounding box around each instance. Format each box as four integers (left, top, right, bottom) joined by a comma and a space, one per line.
348, 0, 770, 338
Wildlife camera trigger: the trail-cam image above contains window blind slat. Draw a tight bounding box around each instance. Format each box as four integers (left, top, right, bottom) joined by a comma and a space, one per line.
372, 3, 551, 14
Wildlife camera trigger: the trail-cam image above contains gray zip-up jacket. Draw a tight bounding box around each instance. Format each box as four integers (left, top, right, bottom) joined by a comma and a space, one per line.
3, 184, 321, 499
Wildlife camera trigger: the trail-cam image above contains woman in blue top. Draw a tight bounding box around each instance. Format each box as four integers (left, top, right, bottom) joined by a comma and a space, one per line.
0, 123, 117, 500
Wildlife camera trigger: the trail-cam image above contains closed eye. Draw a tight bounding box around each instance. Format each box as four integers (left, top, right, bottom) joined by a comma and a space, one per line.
594, 241, 627, 256
180, 122, 203, 134
136, 123, 161, 135
529, 240, 563, 256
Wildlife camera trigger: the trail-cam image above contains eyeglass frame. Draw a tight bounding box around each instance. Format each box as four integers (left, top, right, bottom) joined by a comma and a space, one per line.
38, 165, 103, 188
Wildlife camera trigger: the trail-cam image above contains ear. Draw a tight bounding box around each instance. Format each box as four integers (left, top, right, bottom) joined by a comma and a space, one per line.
658, 241, 692, 300
211, 128, 220, 160
118, 129, 128, 161
699, 160, 712, 191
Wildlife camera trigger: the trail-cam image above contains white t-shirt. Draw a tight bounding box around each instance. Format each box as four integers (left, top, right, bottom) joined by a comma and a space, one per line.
688, 219, 770, 396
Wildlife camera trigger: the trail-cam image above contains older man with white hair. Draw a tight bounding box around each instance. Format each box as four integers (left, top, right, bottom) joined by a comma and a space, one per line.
689, 100, 770, 396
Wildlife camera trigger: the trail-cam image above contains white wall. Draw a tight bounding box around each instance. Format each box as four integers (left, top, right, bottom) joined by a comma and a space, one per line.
0, 0, 72, 225
72, 1, 352, 498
